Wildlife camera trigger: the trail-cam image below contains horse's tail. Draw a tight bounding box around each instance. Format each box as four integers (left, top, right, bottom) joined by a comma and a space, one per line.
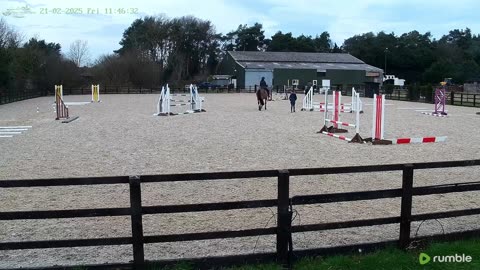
257, 91, 265, 106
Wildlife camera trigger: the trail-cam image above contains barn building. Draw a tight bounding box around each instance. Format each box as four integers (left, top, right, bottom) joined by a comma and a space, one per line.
218, 51, 383, 92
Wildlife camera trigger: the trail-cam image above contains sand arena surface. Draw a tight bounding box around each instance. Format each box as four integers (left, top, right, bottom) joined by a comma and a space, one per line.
0, 93, 479, 268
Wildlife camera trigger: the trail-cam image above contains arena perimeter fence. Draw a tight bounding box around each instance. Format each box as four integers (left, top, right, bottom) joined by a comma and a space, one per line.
1, 159, 480, 269
2, 85, 480, 108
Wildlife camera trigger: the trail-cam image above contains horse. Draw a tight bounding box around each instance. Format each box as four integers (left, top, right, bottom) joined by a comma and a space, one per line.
256, 88, 268, 111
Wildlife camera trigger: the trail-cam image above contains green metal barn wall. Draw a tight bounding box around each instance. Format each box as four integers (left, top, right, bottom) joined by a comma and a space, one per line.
273, 69, 369, 88
217, 53, 236, 74
273, 69, 317, 86
218, 54, 246, 88
326, 70, 366, 89
218, 55, 379, 89
236, 64, 246, 88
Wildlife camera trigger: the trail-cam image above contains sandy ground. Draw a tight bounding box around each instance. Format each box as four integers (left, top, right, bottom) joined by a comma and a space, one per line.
0, 93, 479, 268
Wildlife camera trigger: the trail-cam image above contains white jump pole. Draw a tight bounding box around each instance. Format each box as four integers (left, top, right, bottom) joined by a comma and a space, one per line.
323, 87, 329, 127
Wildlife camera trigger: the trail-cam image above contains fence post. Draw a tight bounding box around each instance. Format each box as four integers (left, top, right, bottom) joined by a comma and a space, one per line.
399, 164, 414, 249
474, 94, 476, 107
129, 176, 145, 268
460, 93, 463, 105
450, 92, 454, 105
277, 170, 291, 265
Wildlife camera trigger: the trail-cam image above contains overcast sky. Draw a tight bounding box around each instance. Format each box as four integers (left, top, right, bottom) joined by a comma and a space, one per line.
2, 0, 480, 62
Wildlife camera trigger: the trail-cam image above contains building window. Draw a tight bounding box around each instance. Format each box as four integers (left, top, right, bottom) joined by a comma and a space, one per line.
292, 79, 299, 85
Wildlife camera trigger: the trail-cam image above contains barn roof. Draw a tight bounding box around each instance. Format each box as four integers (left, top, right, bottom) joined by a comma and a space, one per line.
227, 51, 382, 72
228, 51, 364, 64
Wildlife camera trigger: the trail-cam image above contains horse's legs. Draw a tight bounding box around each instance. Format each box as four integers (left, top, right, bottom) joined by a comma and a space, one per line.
265, 99, 267, 110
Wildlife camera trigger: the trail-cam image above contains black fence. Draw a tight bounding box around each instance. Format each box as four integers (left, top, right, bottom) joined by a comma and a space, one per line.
0, 88, 43, 105
1, 159, 480, 269
377, 89, 480, 108
2, 84, 480, 109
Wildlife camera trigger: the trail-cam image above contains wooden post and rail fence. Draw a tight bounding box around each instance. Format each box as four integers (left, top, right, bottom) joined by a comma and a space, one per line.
1, 159, 480, 269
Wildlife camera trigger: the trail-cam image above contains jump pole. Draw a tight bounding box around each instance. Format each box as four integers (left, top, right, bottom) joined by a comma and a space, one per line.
91, 84, 100, 102
421, 87, 448, 117
54, 85, 63, 103
365, 94, 447, 145
319, 90, 349, 133
318, 90, 364, 143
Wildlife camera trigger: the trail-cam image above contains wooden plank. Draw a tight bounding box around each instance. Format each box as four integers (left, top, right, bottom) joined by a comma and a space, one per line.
413, 159, 480, 169
292, 217, 400, 233
413, 181, 480, 196
0, 207, 131, 220
292, 188, 402, 205
287, 164, 404, 176
61, 116, 79, 123
140, 170, 278, 182
412, 208, 480, 221
0, 176, 129, 188
142, 199, 277, 214
143, 227, 276, 243
1, 159, 479, 188
0, 237, 132, 250
276, 170, 290, 265
412, 228, 480, 243
129, 176, 144, 267
399, 164, 414, 249
0, 262, 132, 270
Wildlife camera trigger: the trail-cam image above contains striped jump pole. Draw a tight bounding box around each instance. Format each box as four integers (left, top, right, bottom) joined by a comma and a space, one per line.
333, 91, 341, 130
319, 90, 349, 133
54, 85, 63, 103
318, 91, 352, 111
91, 84, 100, 102
392, 136, 447, 144
318, 90, 364, 143
434, 87, 447, 115
366, 94, 392, 144
55, 88, 68, 120
320, 132, 352, 142
420, 87, 448, 117
365, 94, 447, 145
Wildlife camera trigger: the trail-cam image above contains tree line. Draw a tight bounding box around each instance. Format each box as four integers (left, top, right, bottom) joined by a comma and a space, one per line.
1, 15, 480, 97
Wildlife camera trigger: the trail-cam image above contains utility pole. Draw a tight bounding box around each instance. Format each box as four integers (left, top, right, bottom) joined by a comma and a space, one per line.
384, 47, 389, 76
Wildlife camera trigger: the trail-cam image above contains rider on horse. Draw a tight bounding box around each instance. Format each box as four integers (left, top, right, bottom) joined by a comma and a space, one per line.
260, 77, 269, 98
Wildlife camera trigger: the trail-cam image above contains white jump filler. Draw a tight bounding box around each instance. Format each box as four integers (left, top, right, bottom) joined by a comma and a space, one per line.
156, 84, 206, 116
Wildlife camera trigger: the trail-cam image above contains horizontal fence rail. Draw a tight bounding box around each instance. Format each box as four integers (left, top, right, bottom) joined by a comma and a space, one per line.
1, 159, 480, 269
381, 88, 480, 107
3, 84, 480, 109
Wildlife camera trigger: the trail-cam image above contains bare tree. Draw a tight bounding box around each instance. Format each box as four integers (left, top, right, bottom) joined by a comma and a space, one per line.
67, 39, 90, 67
0, 18, 23, 48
